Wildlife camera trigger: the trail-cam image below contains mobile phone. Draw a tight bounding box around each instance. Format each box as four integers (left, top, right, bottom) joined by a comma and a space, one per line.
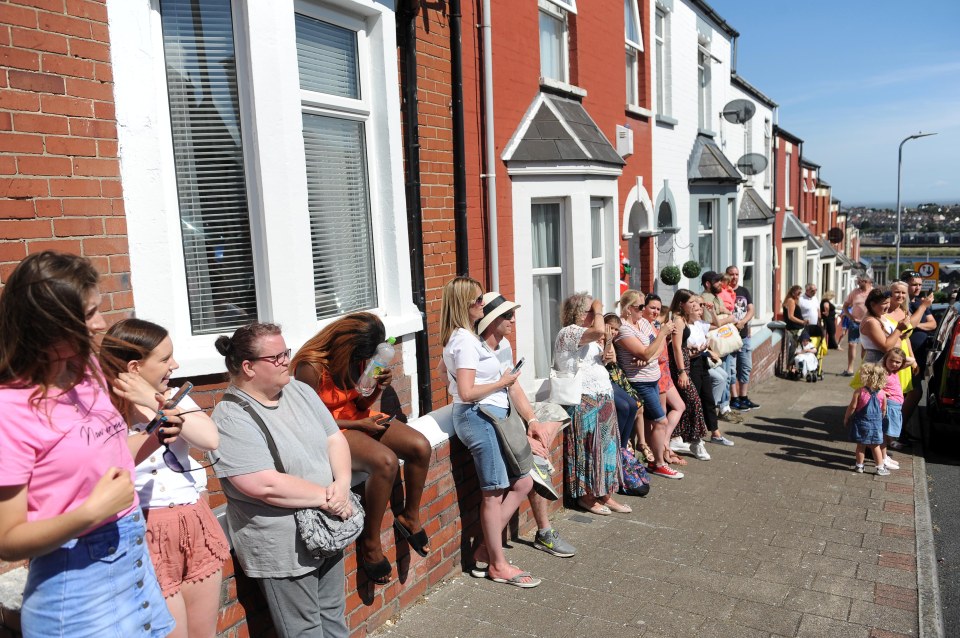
512, 357, 525, 374
145, 382, 194, 435
376, 415, 393, 426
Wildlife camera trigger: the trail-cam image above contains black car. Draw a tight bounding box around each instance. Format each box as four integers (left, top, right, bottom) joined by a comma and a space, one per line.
925, 301, 960, 434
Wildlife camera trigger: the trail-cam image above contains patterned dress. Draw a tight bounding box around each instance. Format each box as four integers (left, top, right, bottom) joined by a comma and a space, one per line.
554, 325, 621, 498
668, 326, 708, 442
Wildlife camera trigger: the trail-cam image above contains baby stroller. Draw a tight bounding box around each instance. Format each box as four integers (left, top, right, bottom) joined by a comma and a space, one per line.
805, 326, 827, 381
794, 327, 827, 382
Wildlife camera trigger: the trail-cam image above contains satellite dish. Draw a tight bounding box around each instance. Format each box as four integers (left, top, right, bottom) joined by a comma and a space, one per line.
721, 99, 756, 124
827, 227, 844, 243
736, 153, 768, 175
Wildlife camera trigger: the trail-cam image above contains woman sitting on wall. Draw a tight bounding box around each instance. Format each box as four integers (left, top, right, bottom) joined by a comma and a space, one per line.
292, 313, 432, 585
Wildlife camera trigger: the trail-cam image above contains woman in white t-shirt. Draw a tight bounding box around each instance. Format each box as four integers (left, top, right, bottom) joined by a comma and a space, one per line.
440, 277, 538, 589
101, 319, 229, 638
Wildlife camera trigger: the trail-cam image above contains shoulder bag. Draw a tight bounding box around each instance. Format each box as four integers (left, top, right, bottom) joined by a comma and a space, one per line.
707, 324, 744, 358
220, 393, 364, 559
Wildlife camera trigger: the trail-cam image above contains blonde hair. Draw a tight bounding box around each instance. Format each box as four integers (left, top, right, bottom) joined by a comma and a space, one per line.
440, 276, 482, 347
882, 347, 907, 371
858, 363, 888, 392
618, 289, 643, 320
889, 281, 910, 313
560, 292, 592, 328
822, 290, 836, 302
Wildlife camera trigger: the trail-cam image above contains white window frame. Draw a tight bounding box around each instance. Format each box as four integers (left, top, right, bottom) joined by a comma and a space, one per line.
785, 150, 793, 209
785, 247, 798, 287
624, 0, 642, 51
697, 199, 715, 270
697, 46, 711, 131
538, 0, 570, 84
530, 198, 568, 379
742, 236, 756, 304
654, 7, 670, 116
625, 48, 639, 107
590, 199, 605, 304
542, 0, 576, 13
110, 0, 421, 377
763, 118, 771, 188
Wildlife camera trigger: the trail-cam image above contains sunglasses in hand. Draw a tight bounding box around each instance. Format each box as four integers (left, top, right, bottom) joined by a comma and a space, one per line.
155, 408, 219, 474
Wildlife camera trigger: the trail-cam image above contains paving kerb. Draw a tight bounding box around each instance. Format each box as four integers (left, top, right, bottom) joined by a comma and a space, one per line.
372, 349, 932, 638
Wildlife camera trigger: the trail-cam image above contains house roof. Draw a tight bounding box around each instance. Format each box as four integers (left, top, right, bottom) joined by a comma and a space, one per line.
504, 93, 624, 166
773, 125, 803, 145
819, 238, 838, 258
688, 134, 744, 184
782, 212, 811, 240
689, 0, 739, 37
738, 186, 774, 224
730, 74, 777, 108
801, 157, 820, 169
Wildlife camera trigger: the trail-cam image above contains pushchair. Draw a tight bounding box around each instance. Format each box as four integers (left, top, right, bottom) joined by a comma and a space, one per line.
772, 322, 825, 381
805, 326, 827, 381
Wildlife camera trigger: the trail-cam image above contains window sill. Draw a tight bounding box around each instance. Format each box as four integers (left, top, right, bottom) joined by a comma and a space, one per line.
540, 77, 587, 98
655, 114, 678, 127
625, 104, 653, 119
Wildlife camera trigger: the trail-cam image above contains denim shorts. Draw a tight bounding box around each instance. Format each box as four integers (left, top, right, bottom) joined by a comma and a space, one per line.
884, 400, 904, 438
21, 511, 174, 638
848, 322, 861, 344
630, 380, 666, 422
453, 403, 515, 491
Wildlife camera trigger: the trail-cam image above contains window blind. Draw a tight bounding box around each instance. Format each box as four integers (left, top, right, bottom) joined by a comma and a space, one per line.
302, 113, 377, 319
295, 14, 359, 99
160, 0, 257, 334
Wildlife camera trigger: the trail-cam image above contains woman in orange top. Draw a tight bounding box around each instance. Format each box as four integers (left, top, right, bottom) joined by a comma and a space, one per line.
292, 313, 432, 586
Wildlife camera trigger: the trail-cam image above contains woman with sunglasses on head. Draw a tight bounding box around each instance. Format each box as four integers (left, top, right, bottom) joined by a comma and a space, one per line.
212, 323, 352, 638
292, 313, 432, 586
0, 252, 177, 637
100, 319, 229, 638
440, 277, 539, 588
640, 294, 689, 465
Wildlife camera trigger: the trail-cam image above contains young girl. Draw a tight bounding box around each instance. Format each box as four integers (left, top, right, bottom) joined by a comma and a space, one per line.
101, 319, 230, 638
794, 333, 820, 382
844, 363, 890, 475
878, 348, 915, 472
0, 252, 177, 637
718, 273, 736, 312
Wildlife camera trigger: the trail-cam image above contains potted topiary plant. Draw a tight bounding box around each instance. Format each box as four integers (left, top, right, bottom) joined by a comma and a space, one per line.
681, 260, 701, 279
660, 265, 681, 286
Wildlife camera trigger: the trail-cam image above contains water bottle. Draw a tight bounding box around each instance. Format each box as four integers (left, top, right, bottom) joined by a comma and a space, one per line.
356, 337, 396, 396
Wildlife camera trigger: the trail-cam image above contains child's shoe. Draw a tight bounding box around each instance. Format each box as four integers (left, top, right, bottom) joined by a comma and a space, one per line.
883, 457, 900, 470
876, 466, 891, 476
854, 464, 864, 473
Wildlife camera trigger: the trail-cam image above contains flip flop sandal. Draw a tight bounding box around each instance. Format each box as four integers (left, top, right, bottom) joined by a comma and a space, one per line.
394, 520, 430, 557
489, 571, 541, 588
359, 557, 392, 585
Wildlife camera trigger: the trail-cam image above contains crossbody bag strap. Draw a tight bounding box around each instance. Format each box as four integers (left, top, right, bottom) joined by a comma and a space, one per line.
220, 393, 286, 474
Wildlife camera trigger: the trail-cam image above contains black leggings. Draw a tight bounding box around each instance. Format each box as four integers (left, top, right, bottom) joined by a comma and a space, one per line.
689, 355, 718, 433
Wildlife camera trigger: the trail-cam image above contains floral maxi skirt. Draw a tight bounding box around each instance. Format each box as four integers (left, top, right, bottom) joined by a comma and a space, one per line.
564, 393, 621, 499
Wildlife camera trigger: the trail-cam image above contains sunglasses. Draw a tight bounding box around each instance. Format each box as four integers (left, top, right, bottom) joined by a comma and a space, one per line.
631, 304, 645, 311
155, 408, 219, 473
250, 348, 292, 367
502, 311, 515, 320
474, 295, 484, 306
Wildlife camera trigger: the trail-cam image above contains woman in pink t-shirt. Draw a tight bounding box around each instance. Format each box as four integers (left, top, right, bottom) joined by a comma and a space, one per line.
0, 252, 178, 638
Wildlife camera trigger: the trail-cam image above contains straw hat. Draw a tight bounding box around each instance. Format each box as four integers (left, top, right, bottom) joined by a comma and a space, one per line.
476, 292, 521, 335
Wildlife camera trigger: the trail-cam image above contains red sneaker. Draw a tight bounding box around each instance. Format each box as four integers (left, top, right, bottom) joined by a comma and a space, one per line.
648, 464, 684, 479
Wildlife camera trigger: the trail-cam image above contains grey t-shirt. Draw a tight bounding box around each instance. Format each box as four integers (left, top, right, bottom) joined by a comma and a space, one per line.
211, 379, 340, 578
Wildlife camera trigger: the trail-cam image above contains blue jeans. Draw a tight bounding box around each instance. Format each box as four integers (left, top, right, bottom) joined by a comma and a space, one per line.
21, 511, 174, 638
453, 403, 514, 490
720, 354, 736, 407
735, 336, 753, 386
611, 383, 638, 448
708, 363, 728, 407
630, 380, 666, 422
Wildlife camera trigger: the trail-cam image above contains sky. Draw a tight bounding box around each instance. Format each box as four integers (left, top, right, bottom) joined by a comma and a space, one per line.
708, 0, 960, 207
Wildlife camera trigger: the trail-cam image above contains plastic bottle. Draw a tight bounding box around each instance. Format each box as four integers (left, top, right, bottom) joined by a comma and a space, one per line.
356, 337, 396, 396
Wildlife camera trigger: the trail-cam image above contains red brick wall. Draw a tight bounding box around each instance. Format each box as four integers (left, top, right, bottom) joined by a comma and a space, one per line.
0, 0, 129, 580
0, 0, 130, 305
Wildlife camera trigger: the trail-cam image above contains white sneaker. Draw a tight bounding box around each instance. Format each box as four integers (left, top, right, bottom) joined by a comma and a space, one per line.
690, 440, 711, 461
669, 436, 691, 453
883, 457, 899, 470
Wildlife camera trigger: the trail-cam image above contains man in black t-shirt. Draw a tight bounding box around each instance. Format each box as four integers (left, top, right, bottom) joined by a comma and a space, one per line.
726, 265, 760, 411
899, 270, 937, 435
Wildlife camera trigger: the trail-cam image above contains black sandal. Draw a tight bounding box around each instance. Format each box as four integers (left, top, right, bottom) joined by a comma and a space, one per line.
360, 557, 392, 585
394, 520, 430, 557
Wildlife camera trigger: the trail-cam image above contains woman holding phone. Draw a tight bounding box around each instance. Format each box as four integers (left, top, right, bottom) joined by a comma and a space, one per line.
0, 252, 177, 637
292, 313, 432, 586
100, 319, 229, 638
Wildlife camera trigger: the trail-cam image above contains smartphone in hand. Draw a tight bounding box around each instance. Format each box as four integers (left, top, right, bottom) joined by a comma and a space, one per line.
512, 357, 525, 374
145, 382, 194, 435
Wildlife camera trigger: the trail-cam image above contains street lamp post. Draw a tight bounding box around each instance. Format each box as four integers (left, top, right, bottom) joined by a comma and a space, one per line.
895, 132, 937, 276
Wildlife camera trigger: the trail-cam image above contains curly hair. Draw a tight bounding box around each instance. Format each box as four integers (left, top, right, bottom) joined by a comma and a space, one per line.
858, 363, 888, 392
291, 312, 386, 390
560, 292, 593, 327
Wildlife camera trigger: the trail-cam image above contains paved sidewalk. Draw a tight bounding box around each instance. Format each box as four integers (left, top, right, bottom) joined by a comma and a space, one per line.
373, 349, 932, 638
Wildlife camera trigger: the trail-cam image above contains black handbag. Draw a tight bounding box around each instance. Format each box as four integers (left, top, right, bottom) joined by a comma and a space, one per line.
220, 394, 364, 559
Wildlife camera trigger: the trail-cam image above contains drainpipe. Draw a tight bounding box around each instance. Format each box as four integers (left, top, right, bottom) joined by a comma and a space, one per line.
479, 0, 499, 290
399, 0, 432, 416
449, 0, 470, 276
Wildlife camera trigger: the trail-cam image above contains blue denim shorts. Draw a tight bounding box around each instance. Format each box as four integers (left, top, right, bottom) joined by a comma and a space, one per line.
453, 403, 515, 491
21, 511, 174, 638
848, 322, 861, 344
630, 380, 666, 422
884, 399, 904, 438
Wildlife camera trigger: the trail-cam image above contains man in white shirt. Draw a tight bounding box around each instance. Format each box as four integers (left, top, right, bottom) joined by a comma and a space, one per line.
798, 283, 821, 332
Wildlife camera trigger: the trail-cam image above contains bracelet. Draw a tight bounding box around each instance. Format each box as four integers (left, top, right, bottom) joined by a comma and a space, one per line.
527, 417, 540, 424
